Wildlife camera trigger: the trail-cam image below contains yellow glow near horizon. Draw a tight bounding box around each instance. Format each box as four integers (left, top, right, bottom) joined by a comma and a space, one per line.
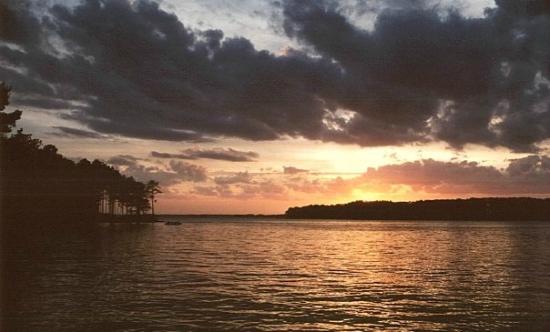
24, 108, 549, 214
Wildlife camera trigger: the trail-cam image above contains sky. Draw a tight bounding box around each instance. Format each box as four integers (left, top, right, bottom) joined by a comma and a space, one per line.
1, 0, 549, 214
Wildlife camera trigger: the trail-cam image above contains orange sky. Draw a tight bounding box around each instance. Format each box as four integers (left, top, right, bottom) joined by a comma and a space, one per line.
23, 115, 547, 214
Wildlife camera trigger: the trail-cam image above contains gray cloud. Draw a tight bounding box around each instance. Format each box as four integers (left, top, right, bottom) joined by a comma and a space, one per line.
151, 147, 259, 162
169, 160, 208, 182
214, 171, 252, 185
283, 166, 309, 174
50, 126, 109, 139
193, 178, 287, 200
106, 154, 208, 185
1, 0, 549, 151
106, 154, 140, 166
122, 163, 182, 186
150, 151, 189, 159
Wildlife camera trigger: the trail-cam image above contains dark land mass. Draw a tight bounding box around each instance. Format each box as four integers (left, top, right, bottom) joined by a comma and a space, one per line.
0, 83, 160, 236
285, 198, 550, 221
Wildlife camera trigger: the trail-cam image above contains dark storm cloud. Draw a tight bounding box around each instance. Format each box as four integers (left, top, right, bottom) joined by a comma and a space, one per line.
0, 0, 338, 143
1, 0, 549, 151
0, 1, 41, 45
151, 148, 259, 162
282, 0, 550, 151
50, 126, 109, 139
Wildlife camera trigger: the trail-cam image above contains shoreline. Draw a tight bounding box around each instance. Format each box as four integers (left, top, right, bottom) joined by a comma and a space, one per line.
95, 214, 159, 223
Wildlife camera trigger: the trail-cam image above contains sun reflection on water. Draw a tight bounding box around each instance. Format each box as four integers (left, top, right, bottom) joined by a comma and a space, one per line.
4, 220, 550, 330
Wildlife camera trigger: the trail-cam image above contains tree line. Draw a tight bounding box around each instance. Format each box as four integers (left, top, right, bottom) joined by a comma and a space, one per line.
285, 198, 550, 221
0, 83, 161, 228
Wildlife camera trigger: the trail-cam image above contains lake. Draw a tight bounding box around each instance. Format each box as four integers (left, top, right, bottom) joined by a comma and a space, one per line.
2, 218, 550, 331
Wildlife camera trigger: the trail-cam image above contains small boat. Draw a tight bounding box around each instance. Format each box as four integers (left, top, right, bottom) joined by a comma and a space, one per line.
165, 221, 182, 226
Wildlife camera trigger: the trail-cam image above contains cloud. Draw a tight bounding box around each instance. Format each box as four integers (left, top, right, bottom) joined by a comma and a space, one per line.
0, 0, 337, 144
322, 155, 550, 196
1, 0, 549, 151
168, 160, 208, 182
151, 147, 259, 162
283, 166, 309, 174
193, 179, 287, 200
282, 0, 550, 151
214, 171, 252, 185
189, 155, 550, 200
49, 126, 108, 139
106, 154, 140, 166
150, 151, 188, 159
192, 185, 220, 197
106, 155, 208, 185
183, 148, 259, 162
122, 163, 182, 186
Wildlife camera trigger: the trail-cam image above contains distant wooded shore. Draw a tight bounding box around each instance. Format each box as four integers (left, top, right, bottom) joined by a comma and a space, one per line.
158, 198, 550, 221
284, 198, 550, 221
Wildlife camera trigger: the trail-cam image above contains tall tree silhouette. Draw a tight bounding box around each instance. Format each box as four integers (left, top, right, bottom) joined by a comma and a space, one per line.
145, 180, 162, 216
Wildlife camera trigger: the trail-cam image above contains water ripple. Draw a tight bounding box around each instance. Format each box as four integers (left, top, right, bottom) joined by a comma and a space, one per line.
3, 219, 550, 331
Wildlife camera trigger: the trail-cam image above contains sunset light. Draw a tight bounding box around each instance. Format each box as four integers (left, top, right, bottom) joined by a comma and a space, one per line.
2, 0, 550, 330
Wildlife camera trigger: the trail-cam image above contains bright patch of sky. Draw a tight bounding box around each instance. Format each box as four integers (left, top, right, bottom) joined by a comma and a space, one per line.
162, 0, 496, 53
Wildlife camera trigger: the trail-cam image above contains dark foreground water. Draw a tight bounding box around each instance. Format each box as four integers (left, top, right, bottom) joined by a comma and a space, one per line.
2, 219, 550, 331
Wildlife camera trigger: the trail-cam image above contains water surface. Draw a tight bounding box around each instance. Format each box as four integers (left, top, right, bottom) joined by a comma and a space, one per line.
3, 219, 550, 330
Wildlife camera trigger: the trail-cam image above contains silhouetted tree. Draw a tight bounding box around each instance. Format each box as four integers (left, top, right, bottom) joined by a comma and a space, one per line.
0, 84, 156, 228
0, 83, 21, 134
145, 180, 162, 216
